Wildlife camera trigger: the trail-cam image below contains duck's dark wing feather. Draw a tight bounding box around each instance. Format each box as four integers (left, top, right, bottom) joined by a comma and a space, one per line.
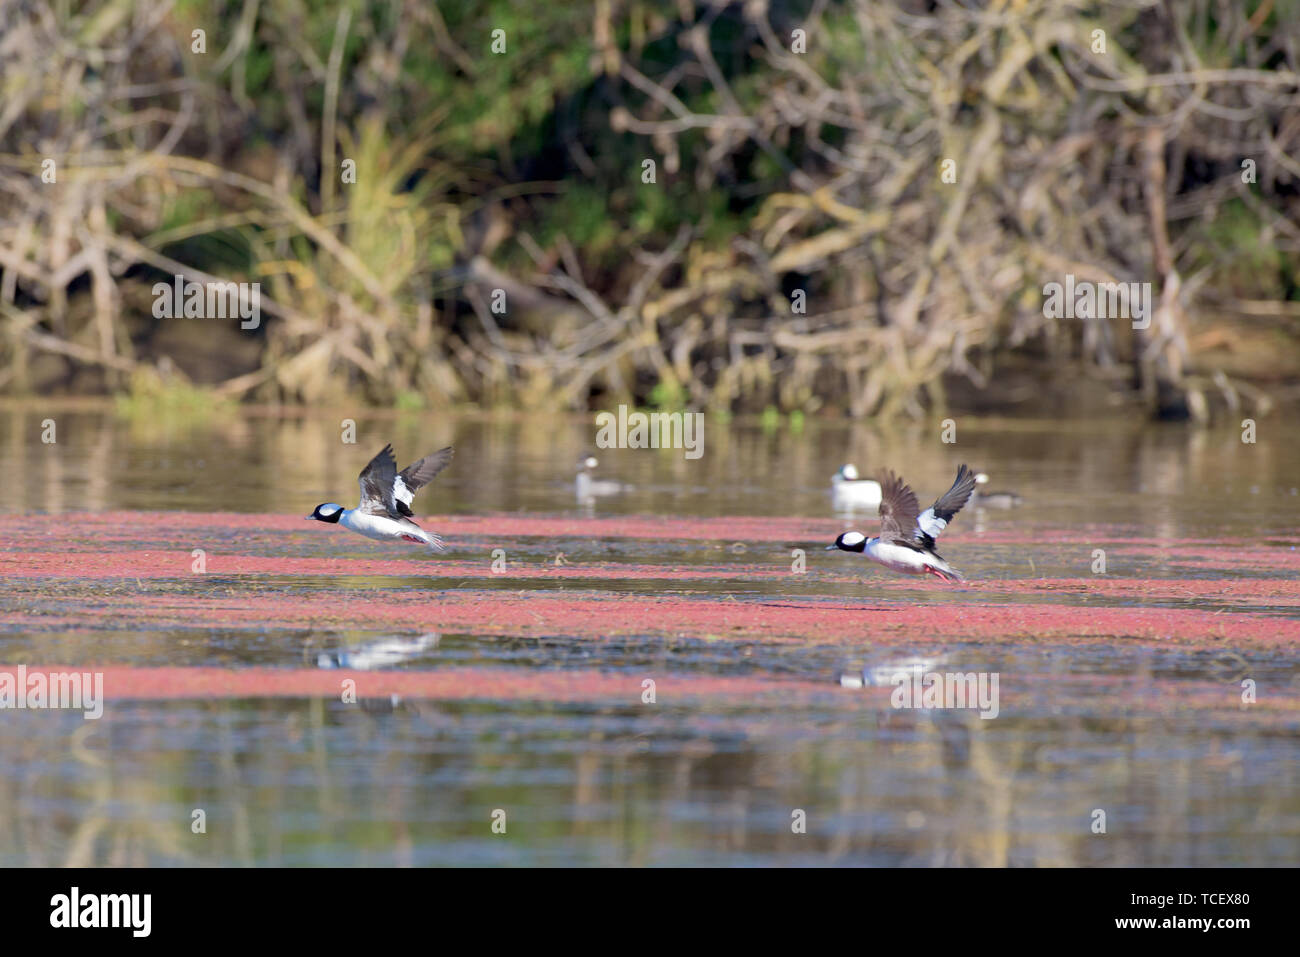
877, 469, 920, 543
393, 447, 454, 517
357, 444, 401, 517
914, 464, 977, 549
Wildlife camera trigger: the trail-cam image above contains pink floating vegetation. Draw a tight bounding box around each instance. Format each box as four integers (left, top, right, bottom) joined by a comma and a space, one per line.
0, 664, 841, 705
2, 512, 1298, 649
6, 591, 1298, 647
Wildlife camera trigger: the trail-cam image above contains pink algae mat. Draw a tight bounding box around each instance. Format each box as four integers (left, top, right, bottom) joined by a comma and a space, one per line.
4, 665, 1288, 715
2, 511, 1298, 648
2, 665, 839, 705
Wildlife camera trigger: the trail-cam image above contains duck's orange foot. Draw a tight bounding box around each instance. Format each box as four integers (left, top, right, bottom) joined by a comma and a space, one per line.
401, 534, 424, 544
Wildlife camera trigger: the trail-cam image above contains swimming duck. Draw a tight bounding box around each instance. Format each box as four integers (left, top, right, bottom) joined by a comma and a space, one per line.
971, 471, 1022, 509
831, 463, 883, 509
576, 454, 625, 503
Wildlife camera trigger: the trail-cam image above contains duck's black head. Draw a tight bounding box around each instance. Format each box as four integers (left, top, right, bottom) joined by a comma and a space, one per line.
827, 531, 868, 552
305, 503, 344, 523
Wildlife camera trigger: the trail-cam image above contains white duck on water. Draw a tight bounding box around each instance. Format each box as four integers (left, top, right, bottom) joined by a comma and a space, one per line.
971, 471, 1022, 509
306, 443, 454, 549
827, 464, 977, 582
576, 454, 626, 503
830, 463, 883, 509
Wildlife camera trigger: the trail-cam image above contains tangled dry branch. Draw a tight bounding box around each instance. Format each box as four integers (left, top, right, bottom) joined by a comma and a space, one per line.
1, 0, 1297, 418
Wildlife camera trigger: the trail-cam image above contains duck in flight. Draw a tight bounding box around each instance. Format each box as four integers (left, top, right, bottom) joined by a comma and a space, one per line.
306, 443, 453, 550
827, 464, 977, 582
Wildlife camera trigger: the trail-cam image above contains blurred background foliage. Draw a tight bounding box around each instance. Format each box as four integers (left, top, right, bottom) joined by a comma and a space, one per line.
1, 0, 1298, 419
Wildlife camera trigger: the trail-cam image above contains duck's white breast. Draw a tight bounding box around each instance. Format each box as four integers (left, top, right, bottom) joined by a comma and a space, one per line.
865, 540, 929, 573
341, 509, 420, 542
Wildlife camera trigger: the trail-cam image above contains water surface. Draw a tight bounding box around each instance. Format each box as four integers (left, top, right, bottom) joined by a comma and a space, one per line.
0, 402, 1297, 865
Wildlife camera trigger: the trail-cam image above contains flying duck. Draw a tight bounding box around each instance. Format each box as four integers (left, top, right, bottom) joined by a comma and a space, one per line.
827, 464, 977, 582
306, 443, 453, 549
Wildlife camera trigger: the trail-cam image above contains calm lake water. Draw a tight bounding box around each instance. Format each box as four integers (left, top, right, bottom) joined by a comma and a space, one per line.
0, 401, 1297, 866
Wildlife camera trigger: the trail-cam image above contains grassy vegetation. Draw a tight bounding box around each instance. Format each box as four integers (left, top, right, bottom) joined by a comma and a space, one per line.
1, 0, 1298, 419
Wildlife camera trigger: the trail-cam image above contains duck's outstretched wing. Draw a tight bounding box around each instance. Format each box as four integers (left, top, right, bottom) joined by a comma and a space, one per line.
356, 444, 401, 517
394, 447, 454, 517
914, 464, 977, 549
877, 469, 920, 544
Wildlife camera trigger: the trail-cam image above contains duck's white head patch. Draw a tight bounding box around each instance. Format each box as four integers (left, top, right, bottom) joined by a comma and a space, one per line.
829, 530, 869, 553
307, 503, 344, 523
